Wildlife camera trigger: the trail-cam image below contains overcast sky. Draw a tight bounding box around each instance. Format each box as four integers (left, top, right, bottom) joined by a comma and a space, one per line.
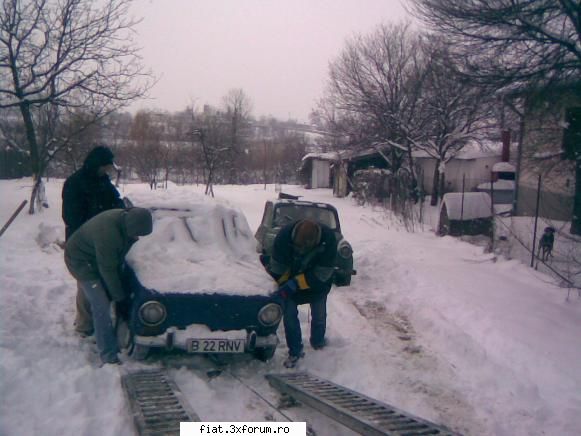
129, 0, 410, 122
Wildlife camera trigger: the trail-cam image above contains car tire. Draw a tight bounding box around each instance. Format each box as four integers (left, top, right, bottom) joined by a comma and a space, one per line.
116, 319, 131, 350
129, 343, 150, 361
254, 345, 277, 362
333, 272, 352, 287
115, 318, 149, 360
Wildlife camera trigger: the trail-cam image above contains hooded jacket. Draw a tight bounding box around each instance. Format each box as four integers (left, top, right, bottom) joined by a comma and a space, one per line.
64, 208, 153, 302
266, 220, 337, 304
62, 146, 124, 240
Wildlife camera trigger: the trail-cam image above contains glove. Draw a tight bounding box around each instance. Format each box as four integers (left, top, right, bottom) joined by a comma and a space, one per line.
278, 279, 298, 299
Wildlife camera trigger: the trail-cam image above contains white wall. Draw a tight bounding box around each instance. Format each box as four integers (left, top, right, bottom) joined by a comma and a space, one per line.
417, 156, 501, 194
311, 159, 331, 188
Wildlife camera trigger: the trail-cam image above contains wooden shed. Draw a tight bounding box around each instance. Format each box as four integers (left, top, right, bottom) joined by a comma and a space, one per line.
438, 192, 493, 237
299, 152, 338, 189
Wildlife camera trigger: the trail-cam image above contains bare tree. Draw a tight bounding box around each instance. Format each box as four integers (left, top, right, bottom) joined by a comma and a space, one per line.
414, 41, 496, 205
318, 22, 430, 180
410, 0, 581, 231
221, 88, 252, 183
128, 110, 163, 189
409, 0, 581, 88
191, 105, 229, 197
0, 0, 151, 212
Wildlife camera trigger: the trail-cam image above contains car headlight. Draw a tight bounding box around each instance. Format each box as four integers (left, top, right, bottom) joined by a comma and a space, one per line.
258, 303, 282, 327
138, 301, 167, 326
338, 240, 353, 259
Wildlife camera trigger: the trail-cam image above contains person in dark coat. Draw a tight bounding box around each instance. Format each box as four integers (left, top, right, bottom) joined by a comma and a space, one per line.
64, 208, 153, 365
62, 145, 125, 336
264, 219, 337, 368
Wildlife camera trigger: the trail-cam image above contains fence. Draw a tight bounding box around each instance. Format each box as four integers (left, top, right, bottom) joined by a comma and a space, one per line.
354, 171, 580, 292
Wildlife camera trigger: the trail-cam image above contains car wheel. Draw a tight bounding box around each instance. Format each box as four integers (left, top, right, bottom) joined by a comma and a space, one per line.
116, 318, 149, 360
254, 345, 277, 362
333, 272, 352, 287
116, 319, 131, 350
129, 342, 150, 361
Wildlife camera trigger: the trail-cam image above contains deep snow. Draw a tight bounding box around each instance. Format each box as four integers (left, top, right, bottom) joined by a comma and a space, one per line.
0, 179, 580, 436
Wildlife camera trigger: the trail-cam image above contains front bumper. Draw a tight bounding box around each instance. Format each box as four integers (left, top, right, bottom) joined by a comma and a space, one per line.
134, 325, 279, 353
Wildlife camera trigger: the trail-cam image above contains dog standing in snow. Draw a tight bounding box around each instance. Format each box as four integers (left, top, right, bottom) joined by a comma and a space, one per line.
538, 227, 555, 262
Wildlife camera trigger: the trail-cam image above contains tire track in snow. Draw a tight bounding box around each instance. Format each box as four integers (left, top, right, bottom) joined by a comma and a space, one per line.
344, 226, 482, 435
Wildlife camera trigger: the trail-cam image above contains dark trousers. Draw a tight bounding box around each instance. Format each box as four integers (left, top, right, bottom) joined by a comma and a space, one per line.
283, 292, 328, 357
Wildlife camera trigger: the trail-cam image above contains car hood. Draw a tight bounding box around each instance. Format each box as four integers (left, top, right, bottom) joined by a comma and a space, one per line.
125, 191, 276, 297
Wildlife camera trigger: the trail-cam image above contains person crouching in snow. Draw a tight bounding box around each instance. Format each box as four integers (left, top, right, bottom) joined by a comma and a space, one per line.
64, 208, 153, 366
264, 219, 337, 368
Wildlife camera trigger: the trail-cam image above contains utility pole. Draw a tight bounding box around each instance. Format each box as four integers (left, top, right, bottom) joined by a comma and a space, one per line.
263, 139, 268, 190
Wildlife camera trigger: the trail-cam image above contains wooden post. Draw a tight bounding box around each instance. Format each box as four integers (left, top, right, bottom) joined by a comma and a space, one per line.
0, 200, 28, 238
531, 174, 542, 267
460, 174, 466, 236
490, 172, 495, 247
263, 139, 267, 190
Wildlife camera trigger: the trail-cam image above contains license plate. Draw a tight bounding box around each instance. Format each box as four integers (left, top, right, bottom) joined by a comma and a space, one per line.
187, 338, 245, 353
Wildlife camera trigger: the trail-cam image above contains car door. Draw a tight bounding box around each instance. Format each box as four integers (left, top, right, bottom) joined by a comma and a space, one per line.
255, 201, 274, 253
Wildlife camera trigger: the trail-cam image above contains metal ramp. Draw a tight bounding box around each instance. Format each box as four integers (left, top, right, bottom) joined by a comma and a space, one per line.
266, 372, 459, 436
122, 369, 200, 436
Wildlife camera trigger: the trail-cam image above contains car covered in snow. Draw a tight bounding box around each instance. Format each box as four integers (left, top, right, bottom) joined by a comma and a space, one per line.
254, 194, 355, 286
116, 191, 282, 361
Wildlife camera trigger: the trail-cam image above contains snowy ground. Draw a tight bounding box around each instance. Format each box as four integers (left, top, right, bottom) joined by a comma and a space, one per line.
1, 179, 580, 436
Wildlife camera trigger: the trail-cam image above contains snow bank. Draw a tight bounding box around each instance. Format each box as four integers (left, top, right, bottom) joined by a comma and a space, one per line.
125, 189, 276, 296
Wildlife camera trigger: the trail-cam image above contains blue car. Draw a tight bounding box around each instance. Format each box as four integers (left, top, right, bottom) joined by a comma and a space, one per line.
115, 194, 282, 361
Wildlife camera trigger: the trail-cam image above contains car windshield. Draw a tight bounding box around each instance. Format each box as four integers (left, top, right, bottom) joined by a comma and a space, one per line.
273, 205, 337, 230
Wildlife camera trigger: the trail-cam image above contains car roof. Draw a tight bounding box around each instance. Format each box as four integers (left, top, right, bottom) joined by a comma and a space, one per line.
271, 199, 338, 211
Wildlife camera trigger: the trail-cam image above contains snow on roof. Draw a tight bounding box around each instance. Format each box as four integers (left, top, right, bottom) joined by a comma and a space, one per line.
125, 190, 275, 296
301, 151, 339, 161
492, 162, 515, 172
441, 192, 492, 220
477, 180, 515, 190
532, 150, 564, 159
353, 168, 391, 176
413, 148, 501, 160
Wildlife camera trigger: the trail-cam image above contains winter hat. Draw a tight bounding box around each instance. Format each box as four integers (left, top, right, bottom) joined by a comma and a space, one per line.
291, 219, 322, 252
124, 208, 153, 238
83, 145, 115, 173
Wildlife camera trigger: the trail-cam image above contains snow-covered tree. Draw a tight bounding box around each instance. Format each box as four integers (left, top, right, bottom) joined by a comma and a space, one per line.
410, 0, 581, 232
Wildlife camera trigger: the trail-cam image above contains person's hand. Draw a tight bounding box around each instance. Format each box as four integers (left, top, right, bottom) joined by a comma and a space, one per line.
278, 279, 298, 299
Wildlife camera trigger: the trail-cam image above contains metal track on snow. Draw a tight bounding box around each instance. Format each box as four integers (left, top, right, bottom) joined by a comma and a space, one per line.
266, 372, 459, 436
122, 369, 200, 436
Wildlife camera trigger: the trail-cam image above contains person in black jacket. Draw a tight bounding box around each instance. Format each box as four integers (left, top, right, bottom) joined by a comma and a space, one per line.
264, 219, 337, 368
62, 145, 125, 336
